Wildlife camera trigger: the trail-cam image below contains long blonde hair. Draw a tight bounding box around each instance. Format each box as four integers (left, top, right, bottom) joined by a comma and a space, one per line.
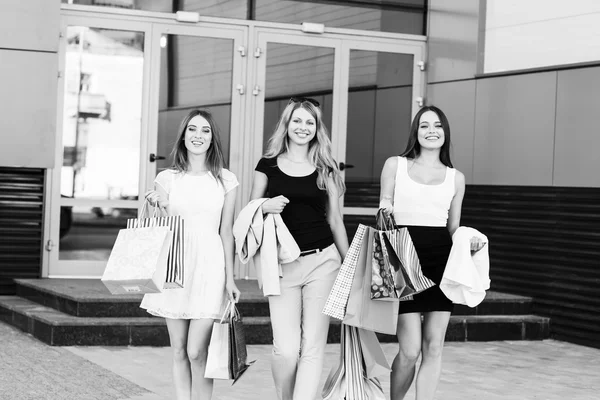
264, 100, 345, 195
170, 109, 225, 186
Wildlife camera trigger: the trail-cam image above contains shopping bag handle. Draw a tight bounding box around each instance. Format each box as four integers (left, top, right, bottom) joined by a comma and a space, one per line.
138, 199, 168, 219
219, 300, 240, 324
376, 209, 396, 231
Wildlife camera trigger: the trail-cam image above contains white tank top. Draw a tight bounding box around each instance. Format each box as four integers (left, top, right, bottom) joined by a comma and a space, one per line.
393, 156, 456, 227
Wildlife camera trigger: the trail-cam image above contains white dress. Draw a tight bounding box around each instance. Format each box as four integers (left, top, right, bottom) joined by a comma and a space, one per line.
140, 168, 239, 319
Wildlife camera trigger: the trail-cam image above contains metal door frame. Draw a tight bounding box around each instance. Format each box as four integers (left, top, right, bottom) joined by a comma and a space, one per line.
46, 5, 426, 278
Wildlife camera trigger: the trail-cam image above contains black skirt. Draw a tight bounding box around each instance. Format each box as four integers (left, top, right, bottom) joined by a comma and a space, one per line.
397, 226, 453, 314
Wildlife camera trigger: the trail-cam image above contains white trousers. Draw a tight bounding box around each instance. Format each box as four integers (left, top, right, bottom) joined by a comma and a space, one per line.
268, 244, 341, 400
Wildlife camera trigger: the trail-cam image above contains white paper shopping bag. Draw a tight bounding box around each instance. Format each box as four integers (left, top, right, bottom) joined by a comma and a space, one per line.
205, 320, 230, 379
101, 226, 173, 294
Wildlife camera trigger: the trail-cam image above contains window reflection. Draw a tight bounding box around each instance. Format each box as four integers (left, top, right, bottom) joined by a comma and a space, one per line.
156, 35, 235, 170
262, 43, 335, 151
344, 50, 414, 207
61, 27, 144, 200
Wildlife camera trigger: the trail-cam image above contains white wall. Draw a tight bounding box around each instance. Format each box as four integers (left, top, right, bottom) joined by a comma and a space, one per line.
485, 0, 600, 73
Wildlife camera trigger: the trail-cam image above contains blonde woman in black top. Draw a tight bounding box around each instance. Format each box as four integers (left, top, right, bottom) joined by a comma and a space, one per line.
250, 97, 349, 400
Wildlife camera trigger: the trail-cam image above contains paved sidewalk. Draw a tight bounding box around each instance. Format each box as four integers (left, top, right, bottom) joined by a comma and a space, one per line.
2, 321, 599, 400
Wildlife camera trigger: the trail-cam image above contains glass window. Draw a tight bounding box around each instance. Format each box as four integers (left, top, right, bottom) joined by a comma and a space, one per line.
62, 0, 248, 19
254, 0, 426, 35
156, 34, 235, 170
343, 50, 414, 207
262, 43, 335, 152
62, 0, 426, 35
61, 27, 144, 200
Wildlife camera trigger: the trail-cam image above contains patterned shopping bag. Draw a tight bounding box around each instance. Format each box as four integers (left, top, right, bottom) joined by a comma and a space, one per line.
370, 231, 399, 301
343, 227, 399, 335
323, 225, 367, 320
102, 226, 173, 294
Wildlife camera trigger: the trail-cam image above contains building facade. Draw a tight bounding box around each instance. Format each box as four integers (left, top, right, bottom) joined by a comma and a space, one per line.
0, 0, 598, 347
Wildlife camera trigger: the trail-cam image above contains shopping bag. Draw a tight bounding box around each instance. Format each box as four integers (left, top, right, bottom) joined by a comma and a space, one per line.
205, 318, 230, 380
343, 227, 399, 335
380, 231, 417, 300
205, 302, 255, 384
322, 325, 346, 400
101, 226, 173, 294
323, 325, 385, 400
370, 230, 400, 301
357, 328, 390, 379
227, 302, 255, 383
127, 201, 185, 289
383, 228, 435, 300
323, 225, 367, 320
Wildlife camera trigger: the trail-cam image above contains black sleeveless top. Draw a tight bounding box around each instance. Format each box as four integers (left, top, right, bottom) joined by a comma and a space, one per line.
255, 157, 334, 252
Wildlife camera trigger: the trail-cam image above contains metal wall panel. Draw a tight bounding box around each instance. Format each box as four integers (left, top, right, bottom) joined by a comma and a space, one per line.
462, 185, 600, 348
0, 50, 58, 169
0, 50, 58, 168
427, 80, 476, 184
0, 168, 44, 295
427, 0, 481, 83
473, 72, 556, 186
554, 67, 600, 187
485, 1, 600, 73
0, 0, 60, 52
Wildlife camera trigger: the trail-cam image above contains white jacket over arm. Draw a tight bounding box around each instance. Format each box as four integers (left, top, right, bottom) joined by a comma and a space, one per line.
233, 199, 300, 296
440, 227, 490, 307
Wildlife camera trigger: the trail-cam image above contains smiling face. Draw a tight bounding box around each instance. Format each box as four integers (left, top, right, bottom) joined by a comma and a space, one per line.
184, 115, 212, 155
287, 107, 317, 146
417, 110, 445, 150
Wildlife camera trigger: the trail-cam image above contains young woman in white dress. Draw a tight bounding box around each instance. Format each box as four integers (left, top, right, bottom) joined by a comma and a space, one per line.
142, 109, 241, 400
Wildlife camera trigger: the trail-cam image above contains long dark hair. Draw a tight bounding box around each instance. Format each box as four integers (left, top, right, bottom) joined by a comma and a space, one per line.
170, 109, 226, 185
400, 105, 453, 168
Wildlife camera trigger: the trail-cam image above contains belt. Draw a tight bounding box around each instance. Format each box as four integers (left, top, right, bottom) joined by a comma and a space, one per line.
299, 248, 324, 257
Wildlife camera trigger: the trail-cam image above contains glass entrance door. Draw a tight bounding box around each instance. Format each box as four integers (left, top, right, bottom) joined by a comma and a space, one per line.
242, 28, 343, 204
146, 22, 247, 192
48, 16, 153, 277
48, 14, 248, 278
336, 39, 425, 217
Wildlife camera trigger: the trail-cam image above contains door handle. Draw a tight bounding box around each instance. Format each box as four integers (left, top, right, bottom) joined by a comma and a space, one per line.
149, 153, 166, 163
339, 162, 355, 171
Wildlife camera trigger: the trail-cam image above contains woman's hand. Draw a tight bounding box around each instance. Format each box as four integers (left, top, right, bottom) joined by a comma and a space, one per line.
226, 279, 241, 303
379, 199, 394, 217
144, 189, 168, 209
470, 236, 486, 253
261, 195, 289, 214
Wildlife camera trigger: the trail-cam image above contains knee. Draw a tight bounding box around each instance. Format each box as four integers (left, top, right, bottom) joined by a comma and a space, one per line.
171, 345, 188, 362
187, 346, 208, 364
422, 339, 444, 359
273, 341, 300, 363
398, 344, 421, 364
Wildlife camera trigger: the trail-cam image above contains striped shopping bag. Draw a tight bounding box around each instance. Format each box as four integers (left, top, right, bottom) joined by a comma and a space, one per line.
322, 225, 367, 320
322, 324, 385, 400
127, 202, 185, 289
383, 228, 434, 300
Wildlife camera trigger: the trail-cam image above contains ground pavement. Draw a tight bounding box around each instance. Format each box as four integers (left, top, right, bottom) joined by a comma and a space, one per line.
1, 322, 598, 400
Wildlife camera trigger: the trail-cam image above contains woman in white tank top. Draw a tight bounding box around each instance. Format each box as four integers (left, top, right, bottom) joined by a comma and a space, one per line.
379, 106, 484, 400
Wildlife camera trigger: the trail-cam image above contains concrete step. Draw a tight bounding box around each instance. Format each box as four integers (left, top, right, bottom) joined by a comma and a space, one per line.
14, 278, 533, 318
0, 296, 550, 346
